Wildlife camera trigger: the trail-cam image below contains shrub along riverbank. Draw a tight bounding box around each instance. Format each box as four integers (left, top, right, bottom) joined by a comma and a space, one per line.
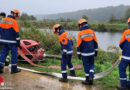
19, 20, 128, 32
19, 20, 125, 90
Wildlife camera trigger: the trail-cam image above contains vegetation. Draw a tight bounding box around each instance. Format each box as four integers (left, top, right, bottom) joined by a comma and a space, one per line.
18, 5, 130, 33
18, 21, 123, 90
19, 19, 128, 32
20, 13, 36, 20
33, 5, 130, 33
36, 5, 130, 21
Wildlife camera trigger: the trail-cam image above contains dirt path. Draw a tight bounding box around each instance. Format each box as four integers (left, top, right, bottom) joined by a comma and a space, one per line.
0, 67, 102, 90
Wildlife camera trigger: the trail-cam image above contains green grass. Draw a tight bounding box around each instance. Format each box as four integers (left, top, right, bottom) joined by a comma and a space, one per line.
19, 20, 128, 32
18, 20, 123, 90
18, 57, 115, 76
18, 56, 120, 90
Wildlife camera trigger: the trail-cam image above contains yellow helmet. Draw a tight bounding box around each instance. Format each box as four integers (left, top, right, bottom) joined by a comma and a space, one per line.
78, 19, 87, 25
127, 18, 130, 24
52, 24, 61, 35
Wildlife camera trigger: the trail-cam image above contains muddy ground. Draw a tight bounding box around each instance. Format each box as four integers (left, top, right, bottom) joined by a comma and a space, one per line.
0, 67, 102, 90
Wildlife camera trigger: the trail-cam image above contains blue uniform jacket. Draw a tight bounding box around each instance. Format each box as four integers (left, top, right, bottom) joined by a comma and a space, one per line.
59, 30, 73, 55
120, 27, 130, 60
77, 25, 98, 57
0, 15, 20, 45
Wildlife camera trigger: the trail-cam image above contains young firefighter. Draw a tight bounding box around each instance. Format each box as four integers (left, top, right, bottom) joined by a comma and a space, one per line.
52, 24, 75, 82
77, 19, 98, 85
117, 18, 130, 90
0, 9, 21, 74
0, 12, 6, 20
0, 12, 9, 66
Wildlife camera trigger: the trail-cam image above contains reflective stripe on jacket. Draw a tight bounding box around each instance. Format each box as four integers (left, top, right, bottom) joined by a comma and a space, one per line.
77, 25, 98, 57
120, 28, 130, 60
59, 30, 73, 55
0, 15, 20, 44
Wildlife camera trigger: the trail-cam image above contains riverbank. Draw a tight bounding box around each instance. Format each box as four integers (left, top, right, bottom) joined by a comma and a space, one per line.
18, 22, 123, 90
19, 20, 128, 32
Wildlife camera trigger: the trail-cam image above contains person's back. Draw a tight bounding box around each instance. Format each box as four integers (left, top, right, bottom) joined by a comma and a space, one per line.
0, 15, 19, 44
117, 18, 130, 90
77, 28, 97, 56
77, 19, 98, 85
120, 29, 130, 59
0, 9, 21, 74
0, 12, 6, 53
52, 24, 75, 82
59, 30, 73, 55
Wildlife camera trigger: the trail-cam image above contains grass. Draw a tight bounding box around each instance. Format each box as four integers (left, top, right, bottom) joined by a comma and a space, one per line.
18, 57, 114, 76
18, 54, 120, 90
19, 20, 128, 32
18, 20, 123, 90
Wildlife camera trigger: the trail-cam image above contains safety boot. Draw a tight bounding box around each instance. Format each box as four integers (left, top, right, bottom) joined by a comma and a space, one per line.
82, 79, 89, 85
59, 78, 68, 82
5, 61, 9, 66
11, 68, 21, 74
127, 86, 130, 90
69, 73, 76, 77
69, 70, 76, 77
0, 66, 3, 74
89, 77, 93, 85
69, 71, 76, 77
116, 86, 128, 90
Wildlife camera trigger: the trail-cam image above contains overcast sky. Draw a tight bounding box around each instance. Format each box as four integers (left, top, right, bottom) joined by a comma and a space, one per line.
0, 0, 130, 15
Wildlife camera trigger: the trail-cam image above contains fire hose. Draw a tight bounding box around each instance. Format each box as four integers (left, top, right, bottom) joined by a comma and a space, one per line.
18, 59, 120, 80
18, 42, 121, 80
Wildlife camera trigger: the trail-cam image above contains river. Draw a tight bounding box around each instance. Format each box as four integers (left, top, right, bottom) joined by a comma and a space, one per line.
40, 29, 123, 51
68, 31, 123, 51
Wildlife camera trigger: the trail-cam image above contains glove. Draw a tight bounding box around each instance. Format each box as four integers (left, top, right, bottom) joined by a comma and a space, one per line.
78, 54, 81, 60
95, 51, 98, 57
17, 40, 22, 49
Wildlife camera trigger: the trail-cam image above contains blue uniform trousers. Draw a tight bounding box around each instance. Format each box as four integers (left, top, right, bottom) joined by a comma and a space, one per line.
61, 54, 74, 78
0, 44, 18, 70
82, 56, 94, 80
119, 59, 130, 87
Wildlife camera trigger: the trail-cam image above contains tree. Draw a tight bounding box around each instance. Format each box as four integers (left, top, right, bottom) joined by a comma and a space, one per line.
20, 13, 36, 20
30, 15, 36, 20
82, 15, 88, 20
125, 8, 130, 20
109, 14, 117, 23
98, 24, 107, 32
59, 17, 65, 22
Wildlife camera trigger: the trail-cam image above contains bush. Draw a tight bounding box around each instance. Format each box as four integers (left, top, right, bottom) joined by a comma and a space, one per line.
20, 21, 61, 54
98, 24, 107, 32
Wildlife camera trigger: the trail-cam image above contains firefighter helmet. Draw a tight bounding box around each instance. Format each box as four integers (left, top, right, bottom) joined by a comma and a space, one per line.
11, 9, 20, 18
52, 24, 61, 35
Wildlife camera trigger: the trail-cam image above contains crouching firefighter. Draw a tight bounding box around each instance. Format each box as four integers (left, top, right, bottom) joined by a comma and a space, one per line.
0, 9, 21, 74
52, 24, 76, 82
77, 19, 98, 85
117, 18, 130, 90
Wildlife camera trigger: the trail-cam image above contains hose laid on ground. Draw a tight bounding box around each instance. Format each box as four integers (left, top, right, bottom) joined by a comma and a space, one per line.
18, 43, 121, 80
18, 48, 45, 67
18, 58, 120, 80
45, 54, 61, 60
